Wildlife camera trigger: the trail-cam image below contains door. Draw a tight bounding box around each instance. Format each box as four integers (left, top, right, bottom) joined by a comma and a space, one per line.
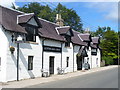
49, 56, 54, 75
77, 55, 82, 70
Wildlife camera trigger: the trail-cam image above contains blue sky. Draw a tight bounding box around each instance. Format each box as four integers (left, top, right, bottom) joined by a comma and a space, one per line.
2, 1, 118, 32
15, 2, 118, 32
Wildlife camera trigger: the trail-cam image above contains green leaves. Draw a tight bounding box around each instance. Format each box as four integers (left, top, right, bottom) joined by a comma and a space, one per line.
102, 56, 114, 65
15, 2, 83, 32
91, 26, 118, 65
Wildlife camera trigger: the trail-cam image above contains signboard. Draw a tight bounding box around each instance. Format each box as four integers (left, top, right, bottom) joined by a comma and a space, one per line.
91, 48, 97, 55
43, 45, 62, 52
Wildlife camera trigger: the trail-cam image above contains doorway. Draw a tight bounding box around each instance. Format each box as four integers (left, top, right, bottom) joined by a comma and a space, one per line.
49, 56, 54, 75
76, 55, 82, 70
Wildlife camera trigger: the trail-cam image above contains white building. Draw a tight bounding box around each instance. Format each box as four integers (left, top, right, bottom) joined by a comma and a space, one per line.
0, 6, 101, 82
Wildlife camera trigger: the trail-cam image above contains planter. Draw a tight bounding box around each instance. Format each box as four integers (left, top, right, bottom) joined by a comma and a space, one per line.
10, 46, 15, 54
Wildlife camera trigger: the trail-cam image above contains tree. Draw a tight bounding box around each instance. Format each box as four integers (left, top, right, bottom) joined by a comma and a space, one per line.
15, 2, 83, 32
100, 28, 118, 65
53, 3, 83, 32
91, 26, 106, 39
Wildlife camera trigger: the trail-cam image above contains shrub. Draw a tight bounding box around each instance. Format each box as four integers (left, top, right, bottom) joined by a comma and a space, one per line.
102, 56, 114, 65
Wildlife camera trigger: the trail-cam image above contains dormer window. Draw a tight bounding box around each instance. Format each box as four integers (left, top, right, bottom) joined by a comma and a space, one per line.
65, 35, 71, 47
25, 26, 38, 42
17, 13, 42, 42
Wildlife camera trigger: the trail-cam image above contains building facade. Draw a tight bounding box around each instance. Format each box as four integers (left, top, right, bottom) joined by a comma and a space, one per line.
0, 6, 101, 82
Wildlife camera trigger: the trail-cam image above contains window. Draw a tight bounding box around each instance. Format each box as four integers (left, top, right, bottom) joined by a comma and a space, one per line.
87, 42, 90, 50
91, 48, 97, 55
87, 58, 89, 63
28, 56, 34, 70
96, 58, 98, 64
66, 57, 69, 67
65, 35, 71, 47
26, 26, 38, 42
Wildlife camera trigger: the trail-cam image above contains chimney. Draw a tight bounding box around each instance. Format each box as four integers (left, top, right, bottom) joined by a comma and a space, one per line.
84, 28, 90, 33
56, 14, 64, 26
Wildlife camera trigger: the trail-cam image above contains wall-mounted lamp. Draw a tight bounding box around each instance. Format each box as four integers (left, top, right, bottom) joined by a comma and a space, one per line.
11, 33, 23, 81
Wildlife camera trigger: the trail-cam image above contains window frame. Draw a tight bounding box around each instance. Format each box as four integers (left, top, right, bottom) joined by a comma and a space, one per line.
25, 25, 38, 42
28, 56, 34, 71
66, 57, 69, 67
65, 35, 71, 47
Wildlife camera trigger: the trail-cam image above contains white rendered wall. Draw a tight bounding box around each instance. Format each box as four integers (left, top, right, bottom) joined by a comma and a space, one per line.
73, 45, 81, 72
43, 39, 62, 75
5, 32, 42, 82
91, 48, 101, 68
62, 43, 74, 73
82, 47, 92, 70
0, 25, 8, 82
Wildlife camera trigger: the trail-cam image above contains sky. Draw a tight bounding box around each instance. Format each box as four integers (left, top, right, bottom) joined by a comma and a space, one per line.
0, 0, 118, 32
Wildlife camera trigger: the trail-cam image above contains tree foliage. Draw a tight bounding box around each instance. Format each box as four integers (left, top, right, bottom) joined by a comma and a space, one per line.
92, 27, 119, 65
53, 3, 83, 32
15, 2, 83, 32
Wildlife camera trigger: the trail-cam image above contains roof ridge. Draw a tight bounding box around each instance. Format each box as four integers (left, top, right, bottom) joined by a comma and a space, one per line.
38, 17, 59, 26
56, 26, 70, 29
17, 13, 34, 17
79, 33, 90, 35
92, 37, 99, 38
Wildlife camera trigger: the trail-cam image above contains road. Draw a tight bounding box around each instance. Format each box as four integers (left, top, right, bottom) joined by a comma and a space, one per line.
27, 67, 118, 88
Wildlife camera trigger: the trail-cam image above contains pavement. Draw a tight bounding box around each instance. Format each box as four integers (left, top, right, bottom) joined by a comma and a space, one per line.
0, 65, 118, 89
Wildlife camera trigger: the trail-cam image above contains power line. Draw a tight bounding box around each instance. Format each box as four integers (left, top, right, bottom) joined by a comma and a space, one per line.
32, 1, 98, 31
38, 0, 56, 9
82, 20, 98, 32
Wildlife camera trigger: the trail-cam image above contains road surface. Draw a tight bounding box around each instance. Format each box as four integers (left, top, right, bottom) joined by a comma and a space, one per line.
27, 67, 118, 88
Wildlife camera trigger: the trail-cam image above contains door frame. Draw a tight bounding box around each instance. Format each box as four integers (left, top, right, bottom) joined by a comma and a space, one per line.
49, 56, 55, 75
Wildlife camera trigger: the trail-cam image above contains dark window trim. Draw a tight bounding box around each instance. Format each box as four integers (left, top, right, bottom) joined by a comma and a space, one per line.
66, 57, 69, 67
65, 35, 71, 47
25, 25, 38, 42
28, 56, 34, 71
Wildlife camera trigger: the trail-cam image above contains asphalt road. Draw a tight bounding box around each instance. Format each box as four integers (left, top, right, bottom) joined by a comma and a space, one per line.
28, 67, 118, 88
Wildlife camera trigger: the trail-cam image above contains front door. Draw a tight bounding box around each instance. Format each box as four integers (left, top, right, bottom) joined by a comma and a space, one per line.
77, 55, 82, 70
49, 56, 54, 75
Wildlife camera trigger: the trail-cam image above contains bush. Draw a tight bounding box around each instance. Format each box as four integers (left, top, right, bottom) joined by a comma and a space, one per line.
102, 56, 114, 65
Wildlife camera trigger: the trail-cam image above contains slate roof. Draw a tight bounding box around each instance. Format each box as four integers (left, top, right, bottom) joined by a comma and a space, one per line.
0, 6, 27, 33
91, 37, 100, 44
79, 33, 91, 42
56, 26, 70, 35
17, 13, 34, 24
0, 5, 92, 46
91, 37, 100, 48
72, 31, 88, 46
38, 18, 65, 42
91, 43, 97, 48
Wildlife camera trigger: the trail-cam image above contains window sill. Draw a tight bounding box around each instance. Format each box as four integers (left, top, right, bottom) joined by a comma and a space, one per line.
24, 41, 39, 45
65, 46, 71, 49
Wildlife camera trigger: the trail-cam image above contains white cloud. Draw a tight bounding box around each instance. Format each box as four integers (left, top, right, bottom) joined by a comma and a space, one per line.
0, 0, 18, 8
86, 2, 118, 22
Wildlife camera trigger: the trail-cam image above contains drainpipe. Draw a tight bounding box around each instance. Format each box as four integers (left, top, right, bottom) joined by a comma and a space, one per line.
91, 47, 92, 69
73, 44, 74, 72
61, 43, 62, 69
17, 42, 19, 81
42, 38, 45, 70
